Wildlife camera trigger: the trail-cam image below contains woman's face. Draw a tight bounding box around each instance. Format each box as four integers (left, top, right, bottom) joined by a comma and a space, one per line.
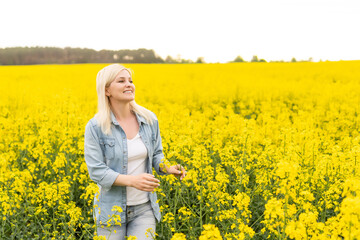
105, 69, 135, 102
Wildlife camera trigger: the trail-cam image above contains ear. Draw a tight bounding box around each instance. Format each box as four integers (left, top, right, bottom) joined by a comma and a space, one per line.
105, 88, 111, 97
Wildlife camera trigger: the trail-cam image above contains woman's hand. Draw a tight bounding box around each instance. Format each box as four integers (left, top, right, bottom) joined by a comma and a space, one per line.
129, 173, 160, 192
164, 164, 187, 180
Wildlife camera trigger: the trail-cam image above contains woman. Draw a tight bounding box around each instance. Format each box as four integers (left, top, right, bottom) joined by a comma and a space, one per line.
84, 64, 186, 239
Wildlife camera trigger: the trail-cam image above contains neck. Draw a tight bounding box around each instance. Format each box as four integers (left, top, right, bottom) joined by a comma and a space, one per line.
109, 100, 133, 121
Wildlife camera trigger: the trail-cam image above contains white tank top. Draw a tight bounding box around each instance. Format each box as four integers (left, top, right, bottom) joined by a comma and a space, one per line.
126, 132, 149, 206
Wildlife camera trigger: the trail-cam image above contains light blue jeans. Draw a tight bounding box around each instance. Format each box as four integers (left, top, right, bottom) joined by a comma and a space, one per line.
96, 201, 156, 240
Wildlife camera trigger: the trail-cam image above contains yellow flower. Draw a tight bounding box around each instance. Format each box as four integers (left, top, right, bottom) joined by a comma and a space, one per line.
111, 205, 123, 213
126, 236, 137, 240
199, 224, 222, 240
171, 233, 187, 240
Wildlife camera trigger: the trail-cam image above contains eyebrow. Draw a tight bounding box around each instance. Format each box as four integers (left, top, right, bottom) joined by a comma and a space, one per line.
117, 77, 132, 80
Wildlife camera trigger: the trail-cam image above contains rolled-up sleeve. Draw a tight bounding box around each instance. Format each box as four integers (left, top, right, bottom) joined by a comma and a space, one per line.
152, 117, 167, 176
84, 121, 119, 191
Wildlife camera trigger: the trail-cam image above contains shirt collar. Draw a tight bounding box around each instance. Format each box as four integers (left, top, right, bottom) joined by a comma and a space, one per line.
110, 109, 147, 126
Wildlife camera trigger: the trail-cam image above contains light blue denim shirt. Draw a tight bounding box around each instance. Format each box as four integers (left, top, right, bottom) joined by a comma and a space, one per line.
84, 110, 167, 225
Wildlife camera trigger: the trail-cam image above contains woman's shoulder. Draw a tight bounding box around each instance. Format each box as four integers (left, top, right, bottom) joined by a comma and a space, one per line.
148, 110, 158, 121
85, 116, 102, 135
136, 108, 158, 125
86, 117, 98, 128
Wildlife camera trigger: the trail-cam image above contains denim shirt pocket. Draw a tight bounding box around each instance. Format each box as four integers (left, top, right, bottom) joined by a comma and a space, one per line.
99, 137, 115, 161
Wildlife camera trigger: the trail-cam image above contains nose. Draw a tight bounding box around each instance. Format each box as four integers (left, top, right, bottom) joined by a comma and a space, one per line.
125, 80, 132, 86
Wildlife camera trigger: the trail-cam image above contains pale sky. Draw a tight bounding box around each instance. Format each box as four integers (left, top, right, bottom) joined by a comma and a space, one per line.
0, 0, 359, 63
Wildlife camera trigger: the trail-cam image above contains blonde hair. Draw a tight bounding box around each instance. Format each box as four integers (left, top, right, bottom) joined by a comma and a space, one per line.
94, 63, 156, 135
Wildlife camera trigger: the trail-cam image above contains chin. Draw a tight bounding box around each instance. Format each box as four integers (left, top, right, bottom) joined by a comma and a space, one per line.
124, 98, 135, 102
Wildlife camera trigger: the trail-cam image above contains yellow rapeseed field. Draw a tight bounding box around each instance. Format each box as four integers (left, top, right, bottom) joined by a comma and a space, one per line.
1, 61, 360, 239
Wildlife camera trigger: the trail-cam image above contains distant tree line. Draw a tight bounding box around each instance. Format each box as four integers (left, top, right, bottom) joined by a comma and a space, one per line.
0, 47, 167, 65
0, 47, 207, 65
230, 55, 315, 63
0, 46, 316, 65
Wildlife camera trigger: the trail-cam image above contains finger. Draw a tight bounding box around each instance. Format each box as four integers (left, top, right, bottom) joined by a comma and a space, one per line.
151, 177, 160, 183
145, 175, 160, 183
171, 170, 181, 175
146, 180, 160, 187
181, 170, 187, 180
169, 166, 182, 175
175, 166, 182, 174
139, 183, 157, 191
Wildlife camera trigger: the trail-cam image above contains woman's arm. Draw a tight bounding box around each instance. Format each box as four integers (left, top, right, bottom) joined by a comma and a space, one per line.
152, 117, 167, 176
113, 173, 160, 192
84, 121, 120, 192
